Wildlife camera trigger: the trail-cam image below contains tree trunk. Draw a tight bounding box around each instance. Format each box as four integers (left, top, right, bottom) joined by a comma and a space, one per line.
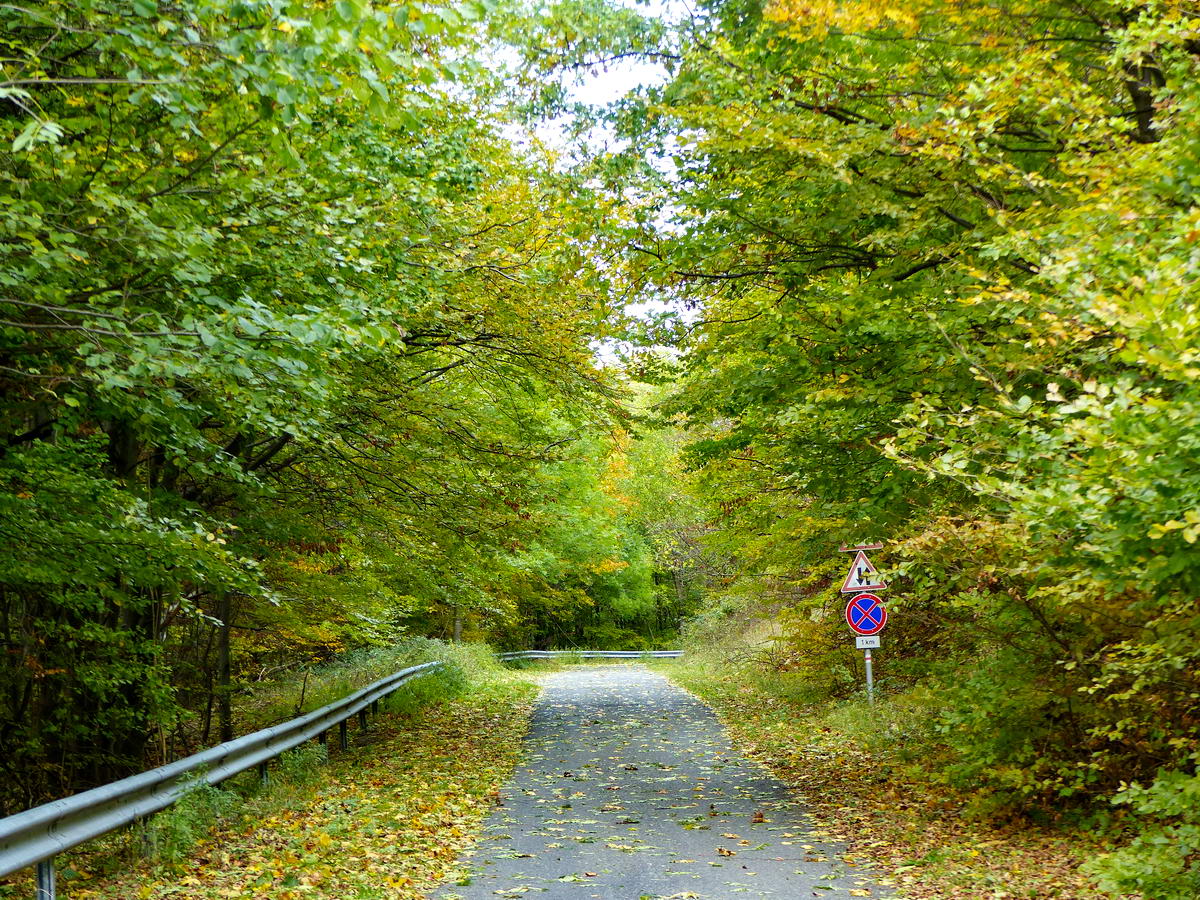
216, 593, 233, 743
673, 569, 687, 612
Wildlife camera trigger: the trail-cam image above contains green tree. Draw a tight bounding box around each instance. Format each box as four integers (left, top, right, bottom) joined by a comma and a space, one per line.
0, 0, 634, 807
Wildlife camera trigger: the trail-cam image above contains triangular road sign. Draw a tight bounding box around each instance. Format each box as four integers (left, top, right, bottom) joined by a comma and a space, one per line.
840, 551, 888, 593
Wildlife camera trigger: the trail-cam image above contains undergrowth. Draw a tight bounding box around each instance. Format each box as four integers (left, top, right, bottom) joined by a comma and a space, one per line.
233, 637, 500, 732
138, 741, 334, 867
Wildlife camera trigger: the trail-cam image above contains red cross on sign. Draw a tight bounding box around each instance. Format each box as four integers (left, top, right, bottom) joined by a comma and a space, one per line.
845, 593, 887, 636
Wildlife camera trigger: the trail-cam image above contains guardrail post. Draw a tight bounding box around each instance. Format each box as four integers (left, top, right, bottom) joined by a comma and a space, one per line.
317, 730, 327, 747
358, 708, 368, 731
339, 720, 348, 751
258, 761, 269, 785
36, 858, 55, 900
370, 699, 378, 716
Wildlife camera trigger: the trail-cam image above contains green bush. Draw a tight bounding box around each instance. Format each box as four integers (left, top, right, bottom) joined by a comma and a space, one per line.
141, 781, 240, 866
1086, 771, 1200, 900
277, 742, 329, 787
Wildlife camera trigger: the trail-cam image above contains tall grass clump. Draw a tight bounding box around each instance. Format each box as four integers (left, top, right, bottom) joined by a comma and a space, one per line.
139, 781, 241, 866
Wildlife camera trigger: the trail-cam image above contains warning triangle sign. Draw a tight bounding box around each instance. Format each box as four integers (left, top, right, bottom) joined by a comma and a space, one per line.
840, 551, 888, 593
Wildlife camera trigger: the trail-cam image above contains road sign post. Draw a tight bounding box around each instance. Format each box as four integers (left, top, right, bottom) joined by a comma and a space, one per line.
864, 648, 874, 704
840, 545, 888, 704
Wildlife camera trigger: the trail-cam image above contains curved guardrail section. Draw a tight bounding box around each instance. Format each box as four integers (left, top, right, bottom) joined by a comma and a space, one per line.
0, 648, 680, 897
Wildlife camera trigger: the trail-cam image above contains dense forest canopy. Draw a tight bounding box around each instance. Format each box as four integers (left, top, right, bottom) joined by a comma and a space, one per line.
0, 0, 704, 808
3, 0, 1199, 894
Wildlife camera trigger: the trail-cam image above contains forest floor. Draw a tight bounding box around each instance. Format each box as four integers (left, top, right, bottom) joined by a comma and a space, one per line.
0, 671, 537, 900
661, 661, 1110, 900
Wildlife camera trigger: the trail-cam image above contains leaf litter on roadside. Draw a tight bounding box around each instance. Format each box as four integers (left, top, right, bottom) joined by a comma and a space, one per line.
49, 677, 536, 900
666, 663, 1103, 899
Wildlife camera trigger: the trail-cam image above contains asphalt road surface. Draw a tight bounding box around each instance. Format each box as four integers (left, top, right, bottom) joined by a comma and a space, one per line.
438, 665, 890, 900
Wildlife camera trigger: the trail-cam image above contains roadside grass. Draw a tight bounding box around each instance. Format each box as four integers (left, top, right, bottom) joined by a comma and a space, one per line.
0, 649, 537, 900
660, 657, 1111, 900
232, 638, 499, 732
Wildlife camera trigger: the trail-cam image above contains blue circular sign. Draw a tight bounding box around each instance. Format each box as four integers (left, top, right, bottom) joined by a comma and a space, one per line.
845, 593, 887, 636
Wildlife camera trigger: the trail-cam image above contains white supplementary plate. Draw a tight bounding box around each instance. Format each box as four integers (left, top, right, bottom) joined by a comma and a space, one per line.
856, 635, 881, 649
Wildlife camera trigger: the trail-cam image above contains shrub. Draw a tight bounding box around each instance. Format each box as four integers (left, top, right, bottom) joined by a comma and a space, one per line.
140, 781, 239, 866
1086, 770, 1200, 900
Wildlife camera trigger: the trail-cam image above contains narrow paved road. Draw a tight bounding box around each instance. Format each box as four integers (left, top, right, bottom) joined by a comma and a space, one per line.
439, 666, 889, 899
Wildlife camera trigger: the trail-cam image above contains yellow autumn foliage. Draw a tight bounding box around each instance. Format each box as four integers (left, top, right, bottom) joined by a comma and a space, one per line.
764, 0, 930, 36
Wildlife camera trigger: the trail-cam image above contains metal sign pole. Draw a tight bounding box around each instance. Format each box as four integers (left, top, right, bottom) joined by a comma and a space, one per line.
841, 544, 886, 706
864, 649, 875, 705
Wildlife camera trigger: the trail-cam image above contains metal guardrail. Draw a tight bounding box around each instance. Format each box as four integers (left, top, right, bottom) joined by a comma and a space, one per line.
0, 648, 680, 898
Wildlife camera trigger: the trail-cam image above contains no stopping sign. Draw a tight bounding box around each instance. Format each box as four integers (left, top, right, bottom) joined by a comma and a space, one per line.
845, 593, 887, 636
